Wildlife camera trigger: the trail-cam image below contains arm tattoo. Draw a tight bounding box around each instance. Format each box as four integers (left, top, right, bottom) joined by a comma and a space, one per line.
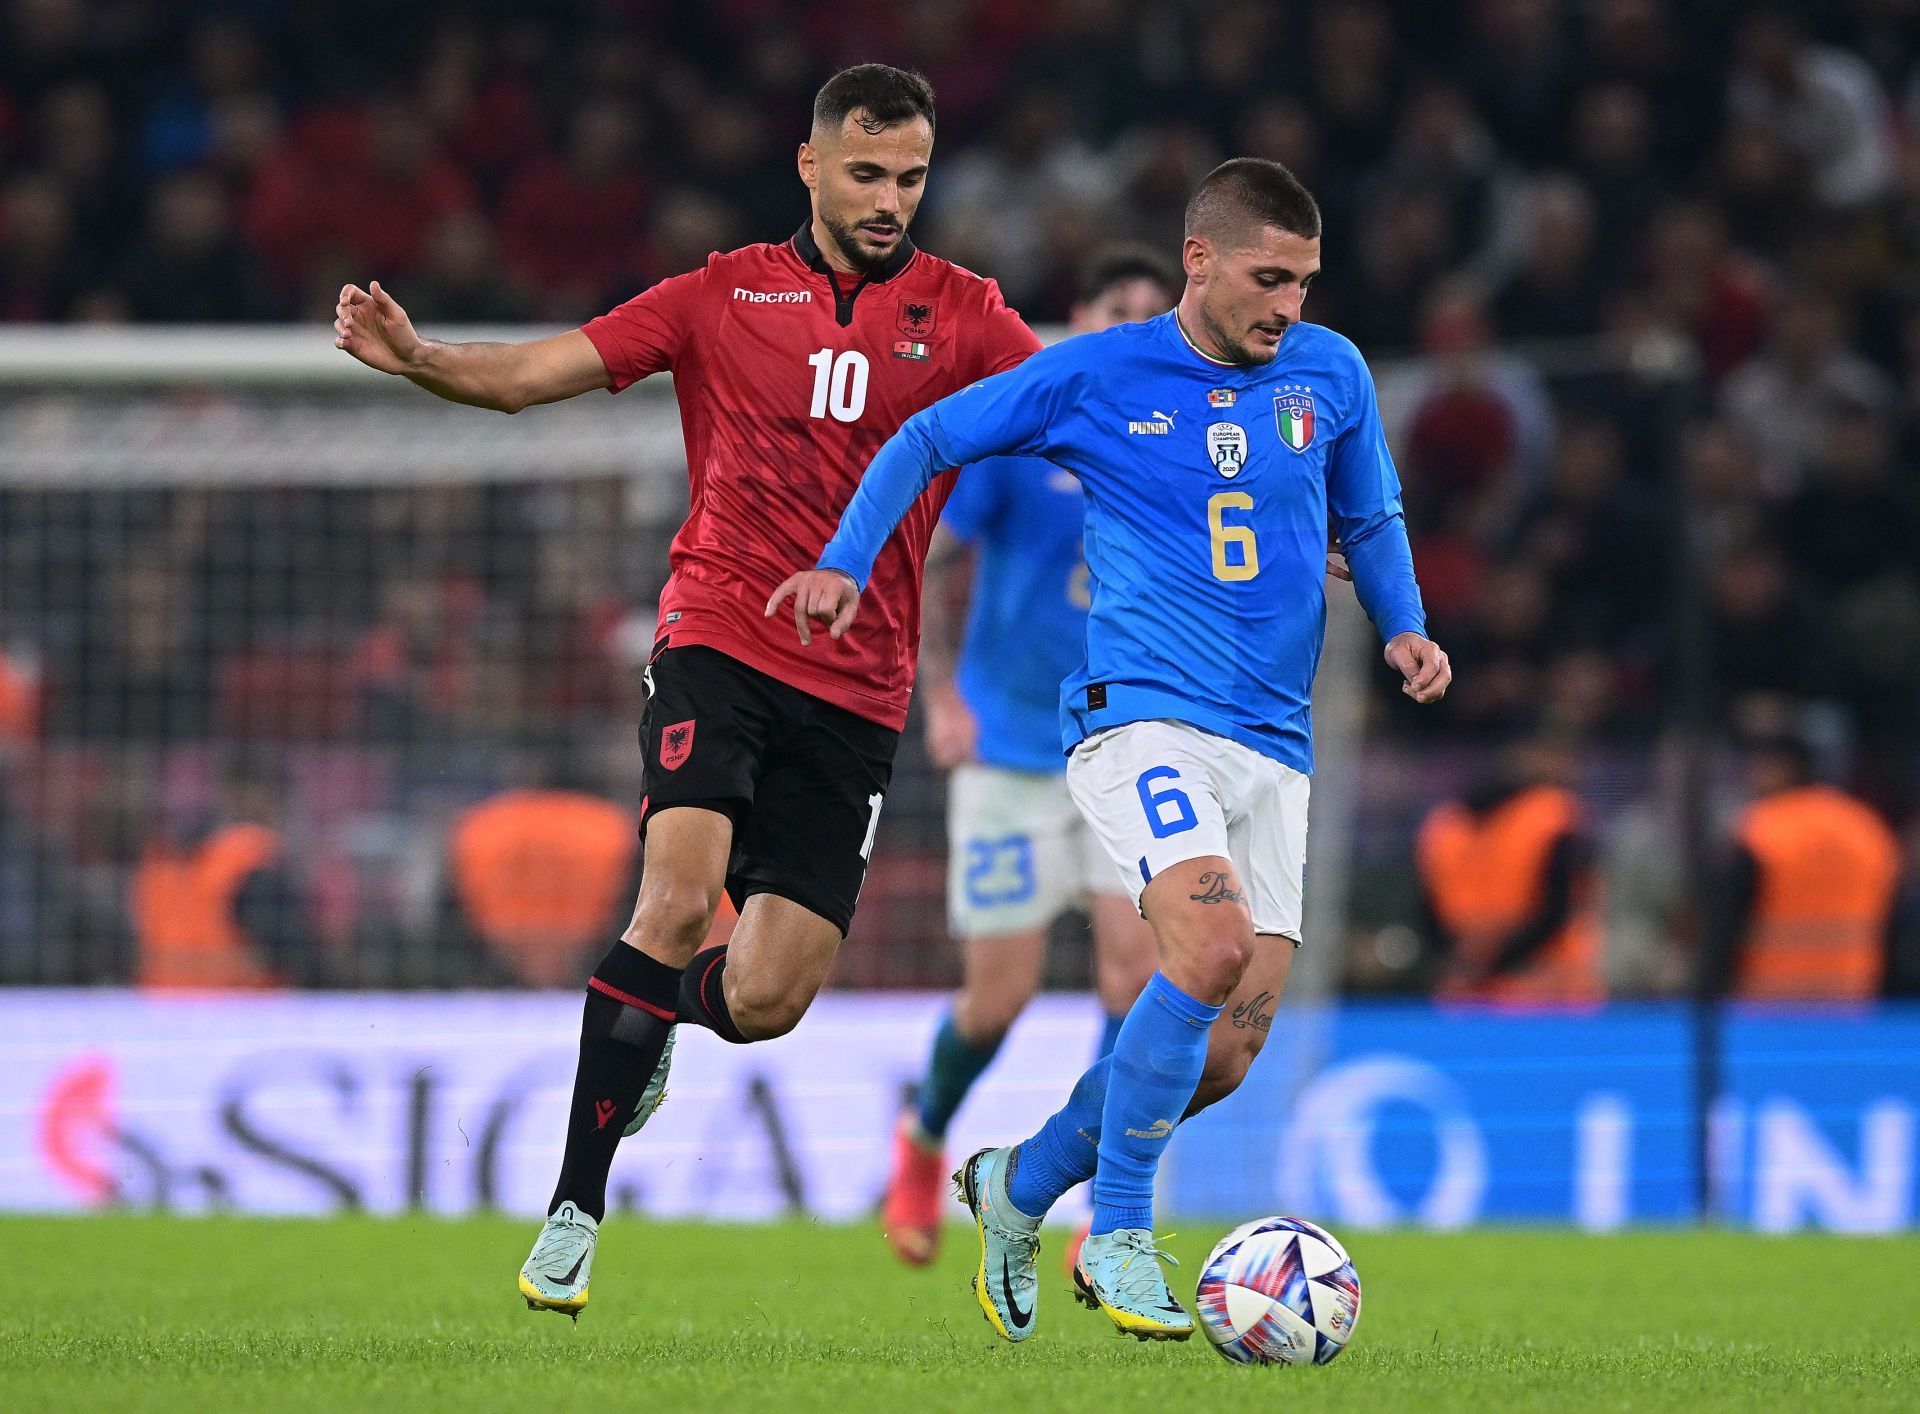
1188, 870, 1247, 906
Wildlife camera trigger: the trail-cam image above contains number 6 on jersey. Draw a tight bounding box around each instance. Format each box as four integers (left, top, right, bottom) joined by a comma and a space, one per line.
1209, 491, 1259, 581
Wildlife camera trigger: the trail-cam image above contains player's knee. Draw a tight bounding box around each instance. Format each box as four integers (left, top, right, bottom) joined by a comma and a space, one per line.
955, 1000, 1021, 1046
725, 969, 815, 1040
954, 981, 1030, 1043
625, 881, 722, 962
1182, 928, 1255, 1003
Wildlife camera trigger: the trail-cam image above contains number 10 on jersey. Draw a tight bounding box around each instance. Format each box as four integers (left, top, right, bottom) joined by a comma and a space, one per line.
808, 348, 870, 423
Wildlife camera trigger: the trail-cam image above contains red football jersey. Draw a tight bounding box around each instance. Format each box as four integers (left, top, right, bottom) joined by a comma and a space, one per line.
581, 225, 1040, 729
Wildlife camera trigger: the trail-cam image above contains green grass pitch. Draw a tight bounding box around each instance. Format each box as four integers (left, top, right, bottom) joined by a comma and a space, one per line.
1, 1217, 1914, 1412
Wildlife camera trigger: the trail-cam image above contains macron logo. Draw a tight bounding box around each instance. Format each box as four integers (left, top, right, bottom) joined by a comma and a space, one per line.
733, 287, 811, 304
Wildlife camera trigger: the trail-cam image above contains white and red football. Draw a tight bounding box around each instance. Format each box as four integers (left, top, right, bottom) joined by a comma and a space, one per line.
1194, 1216, 1362, 1366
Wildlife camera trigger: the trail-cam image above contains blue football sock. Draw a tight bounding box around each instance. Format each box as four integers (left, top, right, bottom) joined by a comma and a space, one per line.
1006, 1055, 1109, 1218
1090, 972, 1219, 1235
914, 1011, 1002, 1140
1096, 1010, 1126, 1060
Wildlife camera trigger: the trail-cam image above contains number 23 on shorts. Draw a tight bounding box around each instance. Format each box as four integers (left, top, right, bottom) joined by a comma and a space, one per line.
1136, 766, 1198, 838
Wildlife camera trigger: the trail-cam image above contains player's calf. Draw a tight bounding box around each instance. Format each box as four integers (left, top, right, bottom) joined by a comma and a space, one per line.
1190, 933, 1296, 1114
679, 891, 844, 1042
719, 964, 814, 1038
1190, 1029, 1261, 1115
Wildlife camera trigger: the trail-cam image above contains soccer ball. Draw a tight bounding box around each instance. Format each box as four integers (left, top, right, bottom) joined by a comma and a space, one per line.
1194, 1216, 1361, 1366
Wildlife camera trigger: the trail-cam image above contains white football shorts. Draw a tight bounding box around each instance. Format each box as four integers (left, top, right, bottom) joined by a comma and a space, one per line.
947, 763, 1128, 939
1065, 718, 1310, 941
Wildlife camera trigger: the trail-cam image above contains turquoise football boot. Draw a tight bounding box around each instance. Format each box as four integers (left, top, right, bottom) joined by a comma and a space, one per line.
622, 1024, 675, 1137
953, 1146, 1043, 1342
518, 1200, 598, 1319
1072, 1228, 1193, 1341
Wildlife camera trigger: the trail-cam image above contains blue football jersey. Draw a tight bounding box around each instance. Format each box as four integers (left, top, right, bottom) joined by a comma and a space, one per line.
942, 455, 1090, 773
820, 312, 1426, 775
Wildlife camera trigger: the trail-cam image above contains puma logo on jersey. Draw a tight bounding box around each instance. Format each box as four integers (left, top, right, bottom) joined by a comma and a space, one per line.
1128, 410, 1175, 435
733, 288, 812, 303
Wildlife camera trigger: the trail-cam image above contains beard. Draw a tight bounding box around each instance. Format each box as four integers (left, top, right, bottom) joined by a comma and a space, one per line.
1229, 336, 1282, 365
820, 204, 904, 271
1202, 303, 1284, 366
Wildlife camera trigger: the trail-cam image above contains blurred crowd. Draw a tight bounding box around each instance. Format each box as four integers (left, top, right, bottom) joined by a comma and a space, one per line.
1, 0, 1919, 992
0, 476, 660, 984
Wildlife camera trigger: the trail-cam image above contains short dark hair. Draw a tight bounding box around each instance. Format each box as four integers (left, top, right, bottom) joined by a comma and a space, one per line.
1077, 243, 1180, 305
812, 64, 936, 135
1184, 158, 1321, 246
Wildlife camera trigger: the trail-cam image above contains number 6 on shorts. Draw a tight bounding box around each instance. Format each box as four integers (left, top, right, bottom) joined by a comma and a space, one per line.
1136, 766, 1198, 839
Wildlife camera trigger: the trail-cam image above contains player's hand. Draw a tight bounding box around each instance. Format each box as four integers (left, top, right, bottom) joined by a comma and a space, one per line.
334, 280, 422, 375
924, 682, 978, 769
765, 568, 861, 646
1326, 551, 1351, 581
1385, 631, 1451, 704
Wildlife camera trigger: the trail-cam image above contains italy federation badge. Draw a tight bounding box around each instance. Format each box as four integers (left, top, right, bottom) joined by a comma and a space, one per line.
1273, 387, 1316, 453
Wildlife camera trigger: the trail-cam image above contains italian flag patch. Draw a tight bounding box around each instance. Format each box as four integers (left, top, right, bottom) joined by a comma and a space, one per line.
1273, 389, 1316, 452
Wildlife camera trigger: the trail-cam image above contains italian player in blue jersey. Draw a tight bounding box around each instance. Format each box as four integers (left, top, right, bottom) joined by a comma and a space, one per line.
881, 248, 1179, 1268
770, 158, 1450, 1342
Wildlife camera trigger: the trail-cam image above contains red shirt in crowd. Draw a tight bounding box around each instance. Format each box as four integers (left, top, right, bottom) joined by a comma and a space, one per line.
242, 105, 475, 287
498, 157, 651, 302
581, 225, 1039, 729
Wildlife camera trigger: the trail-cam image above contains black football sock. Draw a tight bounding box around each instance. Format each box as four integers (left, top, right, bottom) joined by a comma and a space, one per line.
548, 942, 683, 1221
678, 945, 749, 1043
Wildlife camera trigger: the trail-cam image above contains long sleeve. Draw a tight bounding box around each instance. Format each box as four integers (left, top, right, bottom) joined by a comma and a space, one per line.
1327, 365, 1426, 643
817, 342, 1078, 588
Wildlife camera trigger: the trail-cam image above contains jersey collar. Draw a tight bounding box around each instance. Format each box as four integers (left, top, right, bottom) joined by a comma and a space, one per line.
791, 222, 917, 327
1172, 311, 1247, 369
791, 222, 918, 284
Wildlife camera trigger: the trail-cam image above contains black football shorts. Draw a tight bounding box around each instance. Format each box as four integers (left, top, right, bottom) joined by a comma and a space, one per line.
637, 642, 898, 936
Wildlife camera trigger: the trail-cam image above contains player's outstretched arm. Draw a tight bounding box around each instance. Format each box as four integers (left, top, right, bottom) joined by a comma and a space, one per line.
770, 347, 1076, 648
333, 281, 610, 413
764, 568, 861, 646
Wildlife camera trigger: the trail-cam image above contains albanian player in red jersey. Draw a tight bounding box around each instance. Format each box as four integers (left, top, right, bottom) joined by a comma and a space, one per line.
334, 65, 1040, 1317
